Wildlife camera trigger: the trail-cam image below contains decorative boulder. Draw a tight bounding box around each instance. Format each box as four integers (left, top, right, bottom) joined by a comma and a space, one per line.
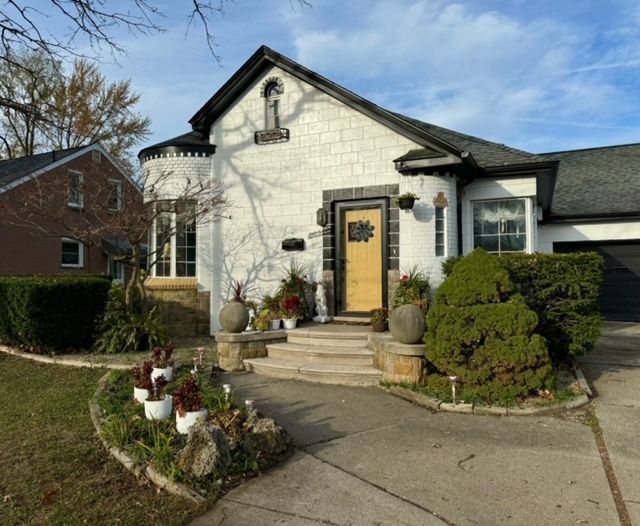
219, 301, 249, 333
176, 421, 231, 479
389, 304, 425, 344
241, 416, 291, 466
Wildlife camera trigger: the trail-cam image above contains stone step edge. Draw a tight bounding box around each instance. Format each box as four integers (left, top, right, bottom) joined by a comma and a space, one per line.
286, 328, 371, 341
267, 342, 374, 356
244, 358, 382, 376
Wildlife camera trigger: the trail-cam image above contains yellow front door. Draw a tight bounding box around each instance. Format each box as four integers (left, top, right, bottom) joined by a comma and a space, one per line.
343, 208, 383, 312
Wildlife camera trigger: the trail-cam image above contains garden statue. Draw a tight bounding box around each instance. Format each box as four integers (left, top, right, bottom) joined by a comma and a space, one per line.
246, 307, 256, 331
313, 282, 332, 323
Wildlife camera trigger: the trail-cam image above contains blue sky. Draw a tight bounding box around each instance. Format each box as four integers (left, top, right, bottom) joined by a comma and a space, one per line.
85, 1, 640, 154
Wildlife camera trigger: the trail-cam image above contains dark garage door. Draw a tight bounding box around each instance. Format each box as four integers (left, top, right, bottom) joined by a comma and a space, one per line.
554, 241, 640, 322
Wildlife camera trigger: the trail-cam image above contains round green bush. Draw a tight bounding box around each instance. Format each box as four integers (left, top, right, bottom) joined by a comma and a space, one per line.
425, 248, 555, 403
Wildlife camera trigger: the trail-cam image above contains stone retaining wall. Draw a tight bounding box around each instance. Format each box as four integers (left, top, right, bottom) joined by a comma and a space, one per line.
369, 334, 426, 384
216, 330, 287, 371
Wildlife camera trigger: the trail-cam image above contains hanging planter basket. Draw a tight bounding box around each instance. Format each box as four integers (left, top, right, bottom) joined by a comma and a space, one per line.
397, 197, 416, 210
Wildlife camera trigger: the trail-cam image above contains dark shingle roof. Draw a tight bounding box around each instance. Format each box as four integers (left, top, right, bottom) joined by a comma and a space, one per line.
0, 146, 86, 189
541, 144, 640, 218
142, 131, 210, 150
392, 113, 546, 168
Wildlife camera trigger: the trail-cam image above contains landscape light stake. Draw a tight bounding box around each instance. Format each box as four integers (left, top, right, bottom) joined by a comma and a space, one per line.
223, 384, 232, 400
197, 347, 205, 366
244, 399, 255, 415
448, 376, 459, 405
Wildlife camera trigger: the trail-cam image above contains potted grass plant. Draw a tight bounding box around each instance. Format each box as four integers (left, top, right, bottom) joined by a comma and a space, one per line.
370, 308, 388, 332
219, 279, 251, 333
174, 374, 208, 434
132, 361, 153, 403
151, 342, 175, 383
144, 375, 172, 420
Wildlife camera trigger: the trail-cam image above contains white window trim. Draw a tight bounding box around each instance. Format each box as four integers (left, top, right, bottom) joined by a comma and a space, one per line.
68, 170, 84, 209
265, 82, 282, 130
108, 179, 123, 211
471, 197, 533, 255
107, 256, 124, 283
151, 203, 197, 279
61, 238, 84, 268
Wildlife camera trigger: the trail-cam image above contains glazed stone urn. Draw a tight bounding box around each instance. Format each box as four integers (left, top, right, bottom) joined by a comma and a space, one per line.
389, 304, 425, 344
219, 301, 249, 333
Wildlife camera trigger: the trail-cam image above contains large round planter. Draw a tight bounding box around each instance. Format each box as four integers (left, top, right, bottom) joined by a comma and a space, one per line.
144, 395, 172, 420
152, 366, 174, 383
282, 318, 297, 330
371, 320, 387, 333
270, 319, 282, 330
176, 408, 209, 435
389, 304, 425, 344
219, 301, 250, 333
133, 387, 149, 404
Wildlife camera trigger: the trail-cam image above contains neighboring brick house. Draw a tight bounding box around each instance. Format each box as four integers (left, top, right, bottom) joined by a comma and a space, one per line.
139, 46, 640, 331
0, 143, 142, 278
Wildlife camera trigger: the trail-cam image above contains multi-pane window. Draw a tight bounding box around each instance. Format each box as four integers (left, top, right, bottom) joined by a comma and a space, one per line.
61, 238, 83, 267
265, 82, 282, 129
175, 202, 197, 277
68, 171, 83, 208
152, 201, 197, 278
154, 203, 172, 277
109, 257, 123, 282
473, 199, 527, 254
108, 180, 122, 211
435, 207, 446, 257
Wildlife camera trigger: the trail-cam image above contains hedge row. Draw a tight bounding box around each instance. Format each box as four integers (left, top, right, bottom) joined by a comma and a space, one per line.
0, 275, 111, 352
442, 251, 604, 361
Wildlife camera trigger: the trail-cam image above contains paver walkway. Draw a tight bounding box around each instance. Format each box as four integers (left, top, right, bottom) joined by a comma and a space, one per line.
192, 323, 640, 526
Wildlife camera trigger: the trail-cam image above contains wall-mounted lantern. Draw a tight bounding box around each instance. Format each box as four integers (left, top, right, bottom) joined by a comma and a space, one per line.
316, 207, 328, 226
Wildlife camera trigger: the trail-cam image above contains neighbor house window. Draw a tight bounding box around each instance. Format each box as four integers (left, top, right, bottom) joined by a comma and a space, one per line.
108, 256, 124, 282
473, 199, 527, 254
435, 207, 446, 257
265, 82, 282, 129
108, 180, 122, 211
61, 238, 84, 267
152, 201, 197, 278
68, 171, 83, 208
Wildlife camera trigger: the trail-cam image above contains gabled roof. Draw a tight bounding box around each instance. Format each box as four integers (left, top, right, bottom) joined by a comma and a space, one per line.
0, 146, 85, 189
541, 143, 640, 219
189, 45, 555, 173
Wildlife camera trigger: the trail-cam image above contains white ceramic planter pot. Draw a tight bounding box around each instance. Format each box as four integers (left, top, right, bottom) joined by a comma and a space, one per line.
282, 319, 297, 329
270, 319, 281, 330
176, 409, 209, 434
144, 395, 172, 420
152, 366, 173, 383
133, 387, 149, 404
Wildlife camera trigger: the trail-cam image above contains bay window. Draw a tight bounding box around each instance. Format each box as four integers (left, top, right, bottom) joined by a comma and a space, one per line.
152, 201, 197, 277
473, 199, 527, 254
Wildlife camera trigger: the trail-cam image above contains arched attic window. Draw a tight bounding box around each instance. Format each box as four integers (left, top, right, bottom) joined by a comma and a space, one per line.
264, 81, 282, 129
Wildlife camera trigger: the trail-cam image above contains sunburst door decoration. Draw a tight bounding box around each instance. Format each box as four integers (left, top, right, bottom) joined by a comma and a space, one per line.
348, 219, 375, 242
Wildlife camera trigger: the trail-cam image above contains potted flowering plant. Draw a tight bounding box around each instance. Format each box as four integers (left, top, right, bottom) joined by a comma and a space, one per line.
144, 375, 172, 420
174, 375, 208, 434
370, 308, 388, 333
132, 361, 153, 403
282, 294, 302, 329
151, 342, 175, 383
394, 192, 420, 210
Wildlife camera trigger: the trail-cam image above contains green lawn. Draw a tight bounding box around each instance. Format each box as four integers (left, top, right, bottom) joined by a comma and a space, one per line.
0, 354, 206, 525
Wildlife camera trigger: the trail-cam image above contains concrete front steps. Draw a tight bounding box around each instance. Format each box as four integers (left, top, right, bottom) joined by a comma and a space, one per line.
243, 326, 382, 386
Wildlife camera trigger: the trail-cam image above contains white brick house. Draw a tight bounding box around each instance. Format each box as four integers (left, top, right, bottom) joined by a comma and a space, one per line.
139, 46, 640, 332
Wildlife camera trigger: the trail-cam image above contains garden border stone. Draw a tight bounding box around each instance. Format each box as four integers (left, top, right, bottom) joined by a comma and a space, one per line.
88, 371, 206, 503
0, 344, 131, 369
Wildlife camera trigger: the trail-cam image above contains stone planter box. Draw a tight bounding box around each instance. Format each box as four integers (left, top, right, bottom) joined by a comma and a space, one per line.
369, 334, 426, 384
215, 330, 287, 371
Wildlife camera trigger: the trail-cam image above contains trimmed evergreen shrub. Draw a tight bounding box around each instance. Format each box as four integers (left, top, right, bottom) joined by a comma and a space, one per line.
0, 275, 111, 352
426, 249, 555, 403
441, 251, 604, 361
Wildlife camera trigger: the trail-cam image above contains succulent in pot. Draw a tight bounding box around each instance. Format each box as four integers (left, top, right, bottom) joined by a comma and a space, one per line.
370, 307, 388, 333
282, 294, 302, 329
151, 342, 175, 383
144, 375, 172, 420
174, 374, 208, 434
132, 360, 153, 403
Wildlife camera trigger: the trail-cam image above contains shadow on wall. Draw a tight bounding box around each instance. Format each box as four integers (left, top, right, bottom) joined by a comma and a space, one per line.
210, 79, 328, 306
147, 287, 210, 338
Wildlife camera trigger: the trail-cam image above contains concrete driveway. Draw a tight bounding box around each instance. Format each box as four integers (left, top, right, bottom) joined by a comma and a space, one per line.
192, 323, 640, 526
